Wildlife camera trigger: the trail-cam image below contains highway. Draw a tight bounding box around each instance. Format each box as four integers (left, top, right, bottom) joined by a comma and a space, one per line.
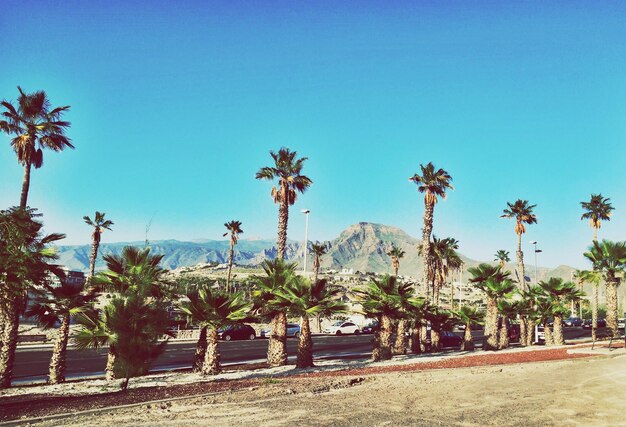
13, 327, 593, 384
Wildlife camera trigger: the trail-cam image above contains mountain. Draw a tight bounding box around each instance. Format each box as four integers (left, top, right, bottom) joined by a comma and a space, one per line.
54, 222, 577, 282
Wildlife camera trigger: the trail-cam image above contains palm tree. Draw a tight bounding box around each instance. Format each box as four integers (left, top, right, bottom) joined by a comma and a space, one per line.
27, 279, 98, 384
251, 259, 299, 367
179, 285, 251, 375
255, 148, 312, 259
223, 220, 243, 292
581, 194, 614, 242
455, 306, 483, 351
501, 200, 537, 290
387, 245, 406, 277
494, 250, 510, 268
354, 275, 409, 361
83, 212, 114, 280
310, 242, 328, 281
0, 87, 73, 208
0, 207, 65, 389
584, 240, 626, 338
468, 263, 514, 351
392, 278, 415, 355
425, 309, 454, 353
432, 237, 462, 307
538, 278, 584, 345
73, 295, 172, 390
576, 269, 602, 341
497, 299, 518, 349
276, 278, 346, 368
409, 162, 453, 298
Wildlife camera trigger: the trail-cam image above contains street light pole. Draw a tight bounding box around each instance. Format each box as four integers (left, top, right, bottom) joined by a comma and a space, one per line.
301, 209, 310, 274
530, 241, 542, 284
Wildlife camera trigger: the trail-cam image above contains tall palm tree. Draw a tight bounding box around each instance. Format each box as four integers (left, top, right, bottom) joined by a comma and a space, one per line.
251, 259, 299, 367
0, 87, 73, 208
409, 162, 453, 298
581, 194, 614, 242
387, 245, 406, 277
494, 250, 510, 268
501, 200, 537, 290
310, 242, 328, 281
83, 212, 114, 280
455, 306, 483, 351
423, 236, 462, 306
468, 263, 514, 351
576, 269, 602, 341
0, 207, 65, 389
27, 279, 98, 384
223, 220, 243, 292
276, 278, 346, 368
179, 285, 251, 375
255, 147, 312, 259
584, 240, 626, 338
354, 275, 409, 361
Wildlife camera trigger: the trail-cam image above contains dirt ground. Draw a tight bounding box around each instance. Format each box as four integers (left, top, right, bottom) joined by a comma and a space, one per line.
27, 351, 626, 427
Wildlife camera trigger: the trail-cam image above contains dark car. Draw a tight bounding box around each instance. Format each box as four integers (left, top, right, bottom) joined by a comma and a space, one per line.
424, 330, 462, 350
564, 317, 583, 327
218, 324, 256, 341
508, 324, 521, 343
362, 321, 380, 334
582, 318, 607, 329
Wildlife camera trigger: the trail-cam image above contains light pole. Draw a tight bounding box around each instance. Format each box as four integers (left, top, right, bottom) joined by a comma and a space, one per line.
301, 209, 310, 274
530, 241, 542, 284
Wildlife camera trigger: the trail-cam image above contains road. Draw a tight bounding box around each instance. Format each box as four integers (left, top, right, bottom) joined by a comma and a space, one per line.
12, 327, 593, 383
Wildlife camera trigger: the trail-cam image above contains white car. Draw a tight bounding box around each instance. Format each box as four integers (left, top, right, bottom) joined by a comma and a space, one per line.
618, 318, 625, 330
323, 321, 360, 335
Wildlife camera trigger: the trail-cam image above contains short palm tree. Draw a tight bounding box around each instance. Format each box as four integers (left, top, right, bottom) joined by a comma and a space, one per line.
310, 242, 328, 281
387, 245, 405, 277
468, 263, 514, 351
255, 148, 312, 259
576, 269, 602, 341
179, 285, 251, 375
83, 212, 114, 280
455, 306, 483, 351
0, 87, 73, 208
251, 259, 299, 367
494, 250, 510, 268
354, 275, 408, 361
424, 309, 454, 352
501, 200, 537, 290
276, 278, 346, 368
583, 240, 626, 338
223, 220, 243, 292
581, 194, 614, 242
27, 280, 98, 384
392, 279, 415, 355
409, 162, 453, 298
497, 299, 518, 349
537, 278, 584, 345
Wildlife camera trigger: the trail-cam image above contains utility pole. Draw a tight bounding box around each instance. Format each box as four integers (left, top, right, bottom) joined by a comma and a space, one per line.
301, 209, 310, 274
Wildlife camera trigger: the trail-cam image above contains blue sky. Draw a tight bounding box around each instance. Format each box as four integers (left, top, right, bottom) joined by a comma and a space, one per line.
1, 1, 625, 268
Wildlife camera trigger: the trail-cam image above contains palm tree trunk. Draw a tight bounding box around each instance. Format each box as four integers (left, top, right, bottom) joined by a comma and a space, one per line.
105, 349, 116, 381
372, 314, 393, 361
202, 328, 220, 375
392, 320, 407, 355
543, 321, 554, 346
593, 227, 598, 242
519, 315, 528, 346
419, 320, 428, 353
592, 283, 598, 341
276, 185, 289, 260
483, 297, 499, 351
193, 326, 207, 373
421, 200, 435, 298
525, 318, 535, 346
0, 302, 20, 388
267, 311, 287, 366
498, 317, 509, 349
226, 239, 235, 292
20, 162, 31, 209
48, 314, 70, 384
431, 328, 441, 353
296, 316, 313, 368
553, 315, 564, 345
410, 320, 422, 354
516, 232, 526, 291
461, 322, 474, 351
605, 279, 620, 338
88, 232, 100, 280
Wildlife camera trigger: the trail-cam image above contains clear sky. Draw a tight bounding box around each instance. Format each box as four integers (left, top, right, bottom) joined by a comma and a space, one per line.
1, 1, 625, 268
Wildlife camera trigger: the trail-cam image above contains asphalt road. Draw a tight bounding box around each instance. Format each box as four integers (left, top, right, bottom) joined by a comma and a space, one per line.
12, 327, 593, 384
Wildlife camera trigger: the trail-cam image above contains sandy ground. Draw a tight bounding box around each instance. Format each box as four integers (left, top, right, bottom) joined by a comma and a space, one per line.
25, 350, 626, 427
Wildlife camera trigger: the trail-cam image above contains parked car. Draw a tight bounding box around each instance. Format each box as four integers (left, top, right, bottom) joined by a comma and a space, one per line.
218, 324, 256, 341
457, 323, 482, 331
618, 318, 625, 330
362, 321, 380, 334
508, 324, 521, 343
424, 330, 462, 350
564, 317, 583, 327
582, 318, 607, 329
260, 323, 301, 338
323, 321, 360, 335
